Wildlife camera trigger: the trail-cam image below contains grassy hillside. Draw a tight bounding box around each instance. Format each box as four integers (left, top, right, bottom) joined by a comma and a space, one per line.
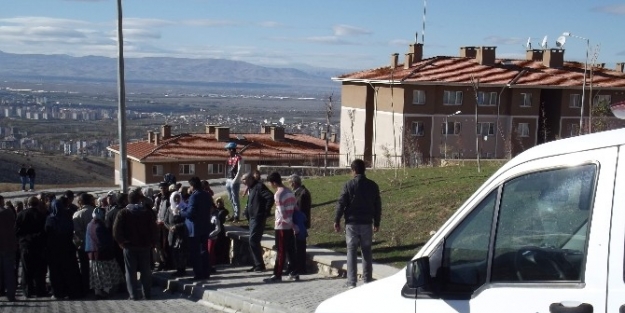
232, 163, 503, 268
0, 150, 114, 192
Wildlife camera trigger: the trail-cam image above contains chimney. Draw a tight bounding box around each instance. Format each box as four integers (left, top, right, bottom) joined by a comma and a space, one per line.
205, 125, 217, 134
459, 46, 477, 58
616, 62, 625, 73
476, 46, 496, 65
543, 49, 564, 68
271, 126, 285, 141
147, 131, 154, 144
390, 53, 399, 69
161, 124, 172, 140
216, 127, 230, 141
330, 132, 337, 143
525, 49, 544, 61
320, 131, 327, 140
404, 53, 412, 69
260, 125, 272, 134
154, 132, 161, 145
409, 43, 423, 62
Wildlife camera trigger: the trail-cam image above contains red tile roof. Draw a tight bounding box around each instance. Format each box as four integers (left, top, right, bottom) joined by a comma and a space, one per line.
108, 133, 340, 162
336, 56, 625, 88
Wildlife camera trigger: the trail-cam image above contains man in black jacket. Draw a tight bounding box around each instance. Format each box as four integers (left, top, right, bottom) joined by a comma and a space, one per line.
242, 172, 274, 272
334, 159, 381, 289
15, 197, 48, 297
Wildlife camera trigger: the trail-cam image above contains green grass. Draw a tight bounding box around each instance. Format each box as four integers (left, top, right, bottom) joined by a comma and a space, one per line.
227, 163, 502, 268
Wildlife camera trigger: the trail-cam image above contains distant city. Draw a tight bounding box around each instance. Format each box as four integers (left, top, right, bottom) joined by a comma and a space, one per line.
0, 84, 341, 157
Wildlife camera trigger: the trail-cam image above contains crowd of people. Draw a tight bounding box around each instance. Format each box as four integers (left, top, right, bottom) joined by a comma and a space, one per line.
0, 158, 380, 301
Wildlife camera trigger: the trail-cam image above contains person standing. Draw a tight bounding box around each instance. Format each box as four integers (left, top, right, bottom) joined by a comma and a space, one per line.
241, 172, 274, 273
224, 142, 244, 222
264, 172, 297, 283
180, 176, 212, 280
15, 197, 48, 298
155, 182, 171, 271
18, 164, 28, 192
0, 196, 17, 301
86, 208, 124, 299
113, 189, 157, 300
163, 193, 188, 277
290, 174, 312, 275
334, 159, 381, 289
26, 165, 36, 192
45, 197, 83, 299
72, 193, 96, 294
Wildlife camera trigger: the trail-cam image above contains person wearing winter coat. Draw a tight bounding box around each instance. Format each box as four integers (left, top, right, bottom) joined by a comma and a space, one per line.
45, 197, 83, 299
163, 193, 189, 277
86, 207, 124, 299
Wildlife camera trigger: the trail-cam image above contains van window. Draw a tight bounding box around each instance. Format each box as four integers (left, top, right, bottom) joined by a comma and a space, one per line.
439, 191, 497, 293
491, 165, 596, 282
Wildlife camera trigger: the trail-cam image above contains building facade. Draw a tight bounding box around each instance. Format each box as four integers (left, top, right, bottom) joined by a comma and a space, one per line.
334, 44, 625, 167
107, 125, 340, 186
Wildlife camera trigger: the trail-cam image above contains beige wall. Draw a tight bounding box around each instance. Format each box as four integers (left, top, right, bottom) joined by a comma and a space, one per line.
376, 86, 405, 113
341, 83, 369, 110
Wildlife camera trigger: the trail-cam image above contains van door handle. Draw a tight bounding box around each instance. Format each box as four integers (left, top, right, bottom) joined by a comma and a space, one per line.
549, 303, 593, 313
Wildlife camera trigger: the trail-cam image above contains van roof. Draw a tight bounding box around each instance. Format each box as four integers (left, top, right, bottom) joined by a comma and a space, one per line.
503, 128, 625, 171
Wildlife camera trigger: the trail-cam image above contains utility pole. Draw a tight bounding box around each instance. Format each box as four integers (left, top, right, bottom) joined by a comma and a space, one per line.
116, 0, 128, 192
471, 76, 481, 173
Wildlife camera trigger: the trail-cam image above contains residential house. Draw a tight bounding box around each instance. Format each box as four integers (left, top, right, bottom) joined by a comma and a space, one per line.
333, 44, 625, 167
107, 125, 339, 186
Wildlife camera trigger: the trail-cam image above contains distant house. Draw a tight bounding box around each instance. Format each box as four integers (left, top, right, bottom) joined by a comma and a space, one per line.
333, 44, 625, 167
107, 125, 340, 186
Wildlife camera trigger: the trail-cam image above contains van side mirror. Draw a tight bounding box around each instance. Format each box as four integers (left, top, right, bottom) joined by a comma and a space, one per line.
405, 256, 431, 289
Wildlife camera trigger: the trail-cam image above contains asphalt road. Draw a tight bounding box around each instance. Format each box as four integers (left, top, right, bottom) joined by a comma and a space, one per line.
0, 287, 226, 313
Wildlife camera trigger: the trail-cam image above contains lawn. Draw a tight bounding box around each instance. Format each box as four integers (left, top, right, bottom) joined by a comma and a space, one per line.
231, 162, 502, 268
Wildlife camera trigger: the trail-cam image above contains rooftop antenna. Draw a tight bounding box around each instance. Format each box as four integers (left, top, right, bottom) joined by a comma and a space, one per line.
415, 31, 419, 44
556, 35, 566, 49
541, 35, 548, 49
422, 0, 427, 45
526, 37, 532, 50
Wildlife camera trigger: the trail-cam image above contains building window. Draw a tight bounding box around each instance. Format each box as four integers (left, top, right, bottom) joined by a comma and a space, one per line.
593, 95, 611, 106
208, 163, 224, 174
412, 90, 426, 105
517, 123, 530, 137
476, 122, 495, 136
569, 94, 581, 108
179, 164, 195, 175
411, 121, 425, 136
477, 92, 497, 106
442, 122, 461, 135
520, 93, 532, 107
152, 165, 163, 176
443, 91, 463, 105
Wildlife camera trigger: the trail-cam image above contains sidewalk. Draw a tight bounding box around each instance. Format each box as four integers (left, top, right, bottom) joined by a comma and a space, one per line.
153, 225, 400, 313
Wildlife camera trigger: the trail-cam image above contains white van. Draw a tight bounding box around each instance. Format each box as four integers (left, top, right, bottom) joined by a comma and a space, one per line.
316, 128, 625, 313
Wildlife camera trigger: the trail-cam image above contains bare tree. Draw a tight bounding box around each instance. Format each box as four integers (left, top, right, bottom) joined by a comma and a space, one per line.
323, 93, 334, 176
470, 76, 481, 173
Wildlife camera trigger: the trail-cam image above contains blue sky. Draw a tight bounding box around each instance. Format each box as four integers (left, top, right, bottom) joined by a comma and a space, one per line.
1, 0, 624, 70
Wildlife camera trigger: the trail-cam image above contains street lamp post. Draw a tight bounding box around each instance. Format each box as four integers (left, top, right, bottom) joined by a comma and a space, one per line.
117, 0, 128, 192
563, 32, 589, 135
444, 111, 461, 159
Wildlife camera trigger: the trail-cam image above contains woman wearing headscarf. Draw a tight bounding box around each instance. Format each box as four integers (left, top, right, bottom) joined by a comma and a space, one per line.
45, 197, 83, 299
85, 207, 124, 299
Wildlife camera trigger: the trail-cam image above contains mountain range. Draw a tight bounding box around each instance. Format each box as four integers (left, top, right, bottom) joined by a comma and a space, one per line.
0, 50, 350, 92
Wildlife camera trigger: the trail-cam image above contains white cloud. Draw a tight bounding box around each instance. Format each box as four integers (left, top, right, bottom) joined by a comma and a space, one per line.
332, 24, 372, 37
257, 21, 285, 28
122, 18, 174, 28
591, 4, 625, 15
184, 19, 242, 27
0, 16, 90, 27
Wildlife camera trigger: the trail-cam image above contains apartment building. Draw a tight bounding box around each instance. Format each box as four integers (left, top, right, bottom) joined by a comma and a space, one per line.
333, 44, 625, 167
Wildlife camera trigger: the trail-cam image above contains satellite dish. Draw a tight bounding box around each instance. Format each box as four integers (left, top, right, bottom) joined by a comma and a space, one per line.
279, 117, 285, 125
526, 37, 532, 49
556, 36, 566, 49
541, 35, 548, 49
263, 119, 268, 124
